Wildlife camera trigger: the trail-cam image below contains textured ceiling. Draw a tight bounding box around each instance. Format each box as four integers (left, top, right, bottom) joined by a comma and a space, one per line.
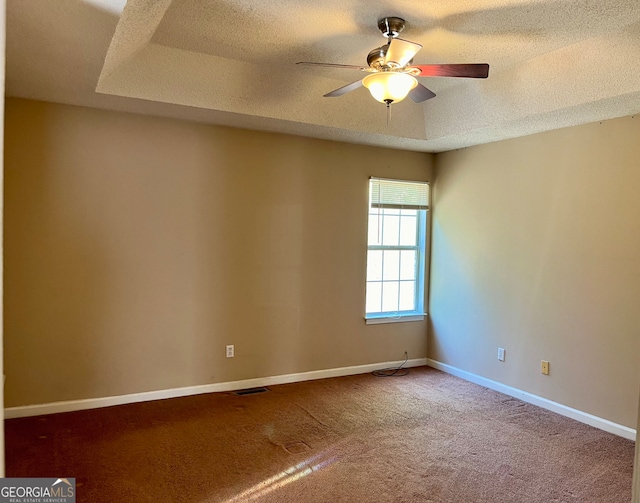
6, 0, 640, 152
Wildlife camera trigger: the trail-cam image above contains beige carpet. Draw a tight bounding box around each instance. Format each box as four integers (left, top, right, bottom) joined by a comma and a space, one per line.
6, 367, 635, 502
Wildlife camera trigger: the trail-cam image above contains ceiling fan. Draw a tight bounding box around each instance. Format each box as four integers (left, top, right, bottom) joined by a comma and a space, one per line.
297, 17, 489, 107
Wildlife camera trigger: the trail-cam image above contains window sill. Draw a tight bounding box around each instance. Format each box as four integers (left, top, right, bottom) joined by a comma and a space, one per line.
365, 313, 427, 325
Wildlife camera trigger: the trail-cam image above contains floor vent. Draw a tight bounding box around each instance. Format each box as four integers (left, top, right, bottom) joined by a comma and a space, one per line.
232, 387, 269, 396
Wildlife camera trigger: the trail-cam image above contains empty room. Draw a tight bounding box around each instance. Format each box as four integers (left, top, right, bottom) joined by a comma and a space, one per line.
2, 1, 640, 502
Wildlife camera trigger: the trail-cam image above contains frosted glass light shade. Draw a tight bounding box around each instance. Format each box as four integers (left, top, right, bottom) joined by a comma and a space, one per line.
362, 72, 418, 104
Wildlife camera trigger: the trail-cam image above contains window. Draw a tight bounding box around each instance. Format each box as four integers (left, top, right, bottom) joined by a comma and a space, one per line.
365, 178, 429, 324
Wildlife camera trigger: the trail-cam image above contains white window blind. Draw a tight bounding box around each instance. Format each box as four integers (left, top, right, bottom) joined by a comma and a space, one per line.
370, 177, 429, 210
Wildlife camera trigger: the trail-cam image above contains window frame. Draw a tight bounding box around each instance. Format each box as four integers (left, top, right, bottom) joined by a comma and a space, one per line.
364, 179, 429, 324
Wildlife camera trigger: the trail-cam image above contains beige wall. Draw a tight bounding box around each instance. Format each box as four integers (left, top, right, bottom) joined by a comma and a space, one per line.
430, 115, 640, 428
4, 98, 433, 407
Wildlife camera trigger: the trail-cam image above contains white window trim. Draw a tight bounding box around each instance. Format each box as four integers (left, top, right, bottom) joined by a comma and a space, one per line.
365, 313, 427, 325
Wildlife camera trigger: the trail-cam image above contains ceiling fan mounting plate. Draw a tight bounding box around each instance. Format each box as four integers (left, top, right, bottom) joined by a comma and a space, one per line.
377, 17, 405, 39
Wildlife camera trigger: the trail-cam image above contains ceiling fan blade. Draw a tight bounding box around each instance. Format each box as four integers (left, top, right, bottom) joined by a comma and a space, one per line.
409, 83, 436, 103
324, 79, 364, 97
384, 38, 422, 67
411, 63, 490, 78
296, 62, 367, 71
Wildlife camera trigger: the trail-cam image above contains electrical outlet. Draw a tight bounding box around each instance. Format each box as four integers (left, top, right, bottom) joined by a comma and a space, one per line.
226, 345, 234, 358
497, 347, 505, 362
541, 360, 549, 375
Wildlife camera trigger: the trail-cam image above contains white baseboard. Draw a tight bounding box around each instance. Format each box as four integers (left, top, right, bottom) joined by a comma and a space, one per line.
426, 358, 636, 441
5, 358, 427, 419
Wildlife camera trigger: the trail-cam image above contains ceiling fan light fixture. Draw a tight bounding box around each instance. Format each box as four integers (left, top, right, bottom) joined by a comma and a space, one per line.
363, 72, 417, 104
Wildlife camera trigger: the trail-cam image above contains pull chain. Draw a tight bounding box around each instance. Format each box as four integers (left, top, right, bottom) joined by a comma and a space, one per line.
385, 99, 392, 126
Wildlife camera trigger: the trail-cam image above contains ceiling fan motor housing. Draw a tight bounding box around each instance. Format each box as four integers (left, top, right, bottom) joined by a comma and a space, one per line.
367, 45, 388, 69
367, 45, 413, 70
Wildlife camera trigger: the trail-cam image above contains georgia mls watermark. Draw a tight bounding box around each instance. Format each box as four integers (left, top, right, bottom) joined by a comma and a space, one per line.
0, 478, 75, 503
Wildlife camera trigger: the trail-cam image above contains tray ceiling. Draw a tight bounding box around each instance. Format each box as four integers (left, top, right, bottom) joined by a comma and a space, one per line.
6, 0, 640, 152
